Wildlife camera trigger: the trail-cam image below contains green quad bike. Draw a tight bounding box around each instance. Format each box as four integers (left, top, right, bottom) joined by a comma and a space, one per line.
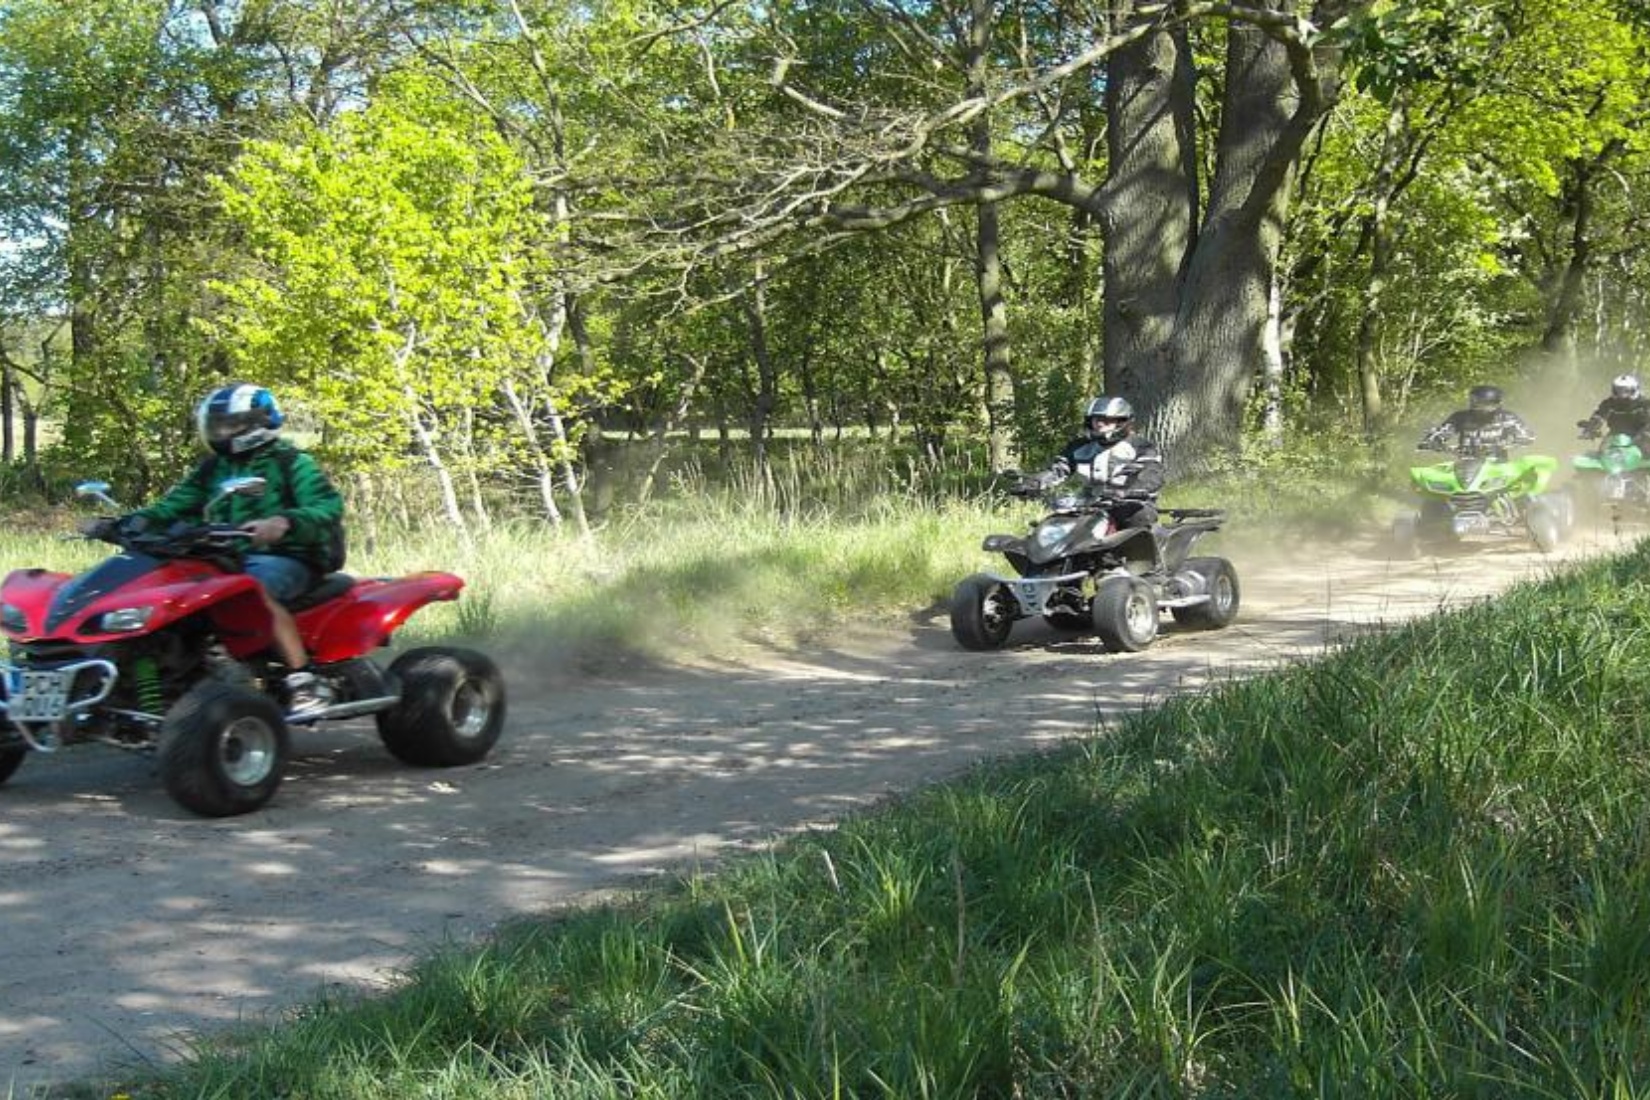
1392, 428, 1573, 558
1571, 424, 1650, 534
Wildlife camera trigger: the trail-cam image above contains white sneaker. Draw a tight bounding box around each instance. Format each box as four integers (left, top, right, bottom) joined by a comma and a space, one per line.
284, 669, 333, 718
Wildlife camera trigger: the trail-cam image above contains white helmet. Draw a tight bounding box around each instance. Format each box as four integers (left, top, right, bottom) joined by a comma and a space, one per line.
1083, 395, 1134, 446
1613, 373, 1641, 400
196, 383, 285, 457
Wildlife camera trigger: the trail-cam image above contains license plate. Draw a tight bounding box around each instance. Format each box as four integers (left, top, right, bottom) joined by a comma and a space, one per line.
8, 670, 69, 721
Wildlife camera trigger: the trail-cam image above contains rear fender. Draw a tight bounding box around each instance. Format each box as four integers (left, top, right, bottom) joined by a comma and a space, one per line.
300, 571, 465, 663
1158, 526, 1207, 574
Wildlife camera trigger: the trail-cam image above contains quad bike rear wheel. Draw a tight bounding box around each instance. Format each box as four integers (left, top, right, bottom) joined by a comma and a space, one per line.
1092, 576, 1158, 653
1391, 515, 1419, 560
1527, 499, 1563, 553
950, 574, 1017, 651
377, 646, 506, 767
1171, 557, 1240, 630
160, 682, 290, 817
0, 746, 24, 786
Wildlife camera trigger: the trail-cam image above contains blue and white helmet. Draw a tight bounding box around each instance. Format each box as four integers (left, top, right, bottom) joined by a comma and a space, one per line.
196, 383, 284, 456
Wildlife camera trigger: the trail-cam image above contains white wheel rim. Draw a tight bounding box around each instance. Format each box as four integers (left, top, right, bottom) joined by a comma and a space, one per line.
1125, 590, 1155, 637
219, 716, 277, 786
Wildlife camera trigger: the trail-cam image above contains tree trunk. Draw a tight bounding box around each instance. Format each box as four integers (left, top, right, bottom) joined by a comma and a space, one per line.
798, 345, 823, 450
501, 377, 562, 527
545, 402, 590, 538
1352, 98, 1415, 438
459, 406, 493, 531
1100, 16, 1198, 412
1104, 4, 1338, 473
1540, 147, 1616, 382
530, 287, 592, 537
1, 352, 13, 463
639, 352, 710, 504
406, 396, 470, 541
968, 0, 1017, 471
1261, 277, 1286, 448
743, 262, 778, 477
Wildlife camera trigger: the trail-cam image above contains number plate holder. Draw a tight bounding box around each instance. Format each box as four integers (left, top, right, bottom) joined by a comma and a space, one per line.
1, 658, 118, 728
10, 670, 70, 721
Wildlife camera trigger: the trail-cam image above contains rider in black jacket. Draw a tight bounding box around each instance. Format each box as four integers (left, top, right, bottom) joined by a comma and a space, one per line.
1421, 384, 1535, 457
1028, 395, 1164, 529
1578, 373, 1650, 451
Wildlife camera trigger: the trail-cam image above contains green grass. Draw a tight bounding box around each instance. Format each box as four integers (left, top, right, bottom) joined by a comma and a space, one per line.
33, 524, 1650, 1097
11, 448, 1635, 1098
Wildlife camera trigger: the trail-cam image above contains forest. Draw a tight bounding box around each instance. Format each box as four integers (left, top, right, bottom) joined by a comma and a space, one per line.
0, 0, 1645, 530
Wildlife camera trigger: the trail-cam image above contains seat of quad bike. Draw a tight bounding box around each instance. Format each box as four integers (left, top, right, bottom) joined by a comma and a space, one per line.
281, 572, 356, 612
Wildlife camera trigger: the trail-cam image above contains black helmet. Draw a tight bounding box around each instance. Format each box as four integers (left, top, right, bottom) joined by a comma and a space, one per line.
196, 383, 285, 457
1468, 384, 1503, 412
1083, 395, 1134, 446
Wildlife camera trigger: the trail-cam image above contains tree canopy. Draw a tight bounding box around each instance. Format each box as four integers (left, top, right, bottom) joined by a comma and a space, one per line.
0, 0, 1645, 506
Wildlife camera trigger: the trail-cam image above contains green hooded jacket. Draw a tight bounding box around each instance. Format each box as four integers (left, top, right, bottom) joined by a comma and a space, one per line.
132, 441, 345, 573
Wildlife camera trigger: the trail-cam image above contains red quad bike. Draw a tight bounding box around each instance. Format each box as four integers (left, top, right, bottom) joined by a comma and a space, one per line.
0, 476, 506, 816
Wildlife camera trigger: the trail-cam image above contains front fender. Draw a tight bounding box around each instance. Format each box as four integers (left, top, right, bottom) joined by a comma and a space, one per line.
1408, 462, 1457, 494
1509, 454, 1558, 494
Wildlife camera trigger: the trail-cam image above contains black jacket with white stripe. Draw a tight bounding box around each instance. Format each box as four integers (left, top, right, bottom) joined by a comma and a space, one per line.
1044, 434, 1165, 499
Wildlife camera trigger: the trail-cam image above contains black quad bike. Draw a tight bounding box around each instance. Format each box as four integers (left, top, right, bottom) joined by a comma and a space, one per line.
949, 483, 1238, 653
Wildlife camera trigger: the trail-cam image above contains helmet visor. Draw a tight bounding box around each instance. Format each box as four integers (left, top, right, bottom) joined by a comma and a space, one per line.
204, 408, 267, 444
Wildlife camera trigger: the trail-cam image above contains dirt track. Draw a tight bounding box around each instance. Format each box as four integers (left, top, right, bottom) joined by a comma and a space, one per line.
0, 523, 1629, 1092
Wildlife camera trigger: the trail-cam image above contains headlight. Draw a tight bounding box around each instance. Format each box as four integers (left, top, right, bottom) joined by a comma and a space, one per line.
97, 606, 155, 633
1477, 477, 1507, 491
0, 604, 24, 633
1034, 520, 1079, 549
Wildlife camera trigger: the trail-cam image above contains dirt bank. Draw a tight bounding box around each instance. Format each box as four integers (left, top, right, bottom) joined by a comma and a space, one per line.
0, 524, 1625, 1092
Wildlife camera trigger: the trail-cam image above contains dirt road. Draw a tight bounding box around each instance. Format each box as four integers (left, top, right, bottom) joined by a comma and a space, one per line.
0, 525, 1626, 1091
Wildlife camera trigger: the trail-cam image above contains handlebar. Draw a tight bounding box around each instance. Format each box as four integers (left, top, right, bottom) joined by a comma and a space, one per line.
86, 521, 254, 560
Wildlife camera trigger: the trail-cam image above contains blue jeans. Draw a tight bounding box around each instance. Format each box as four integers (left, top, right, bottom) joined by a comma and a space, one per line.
245, 553, 315, 603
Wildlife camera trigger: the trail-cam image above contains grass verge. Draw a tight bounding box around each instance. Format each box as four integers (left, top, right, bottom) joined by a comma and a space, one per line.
56, 533, 1650, 1098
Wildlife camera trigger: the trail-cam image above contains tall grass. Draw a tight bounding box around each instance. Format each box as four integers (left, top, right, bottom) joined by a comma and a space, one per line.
312, 445, 1063, 658
62, 536, 1650, 1098
0, 440, 1253, 665
0, 445, 1022, 664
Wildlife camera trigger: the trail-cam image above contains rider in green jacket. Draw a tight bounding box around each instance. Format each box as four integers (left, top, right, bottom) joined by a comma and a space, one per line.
102, 384, 345, 716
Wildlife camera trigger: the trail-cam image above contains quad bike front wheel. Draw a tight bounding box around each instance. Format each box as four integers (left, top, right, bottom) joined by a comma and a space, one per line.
1527, 498, 1563, 553
160, 682, 291, 817
0, 746, 24, 787
1390, 514, 1419, 560
377, 646, 507, 767
1171, 557, 1241, 630
1092, 576, 1159, 653
950, 574, 1017, 651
